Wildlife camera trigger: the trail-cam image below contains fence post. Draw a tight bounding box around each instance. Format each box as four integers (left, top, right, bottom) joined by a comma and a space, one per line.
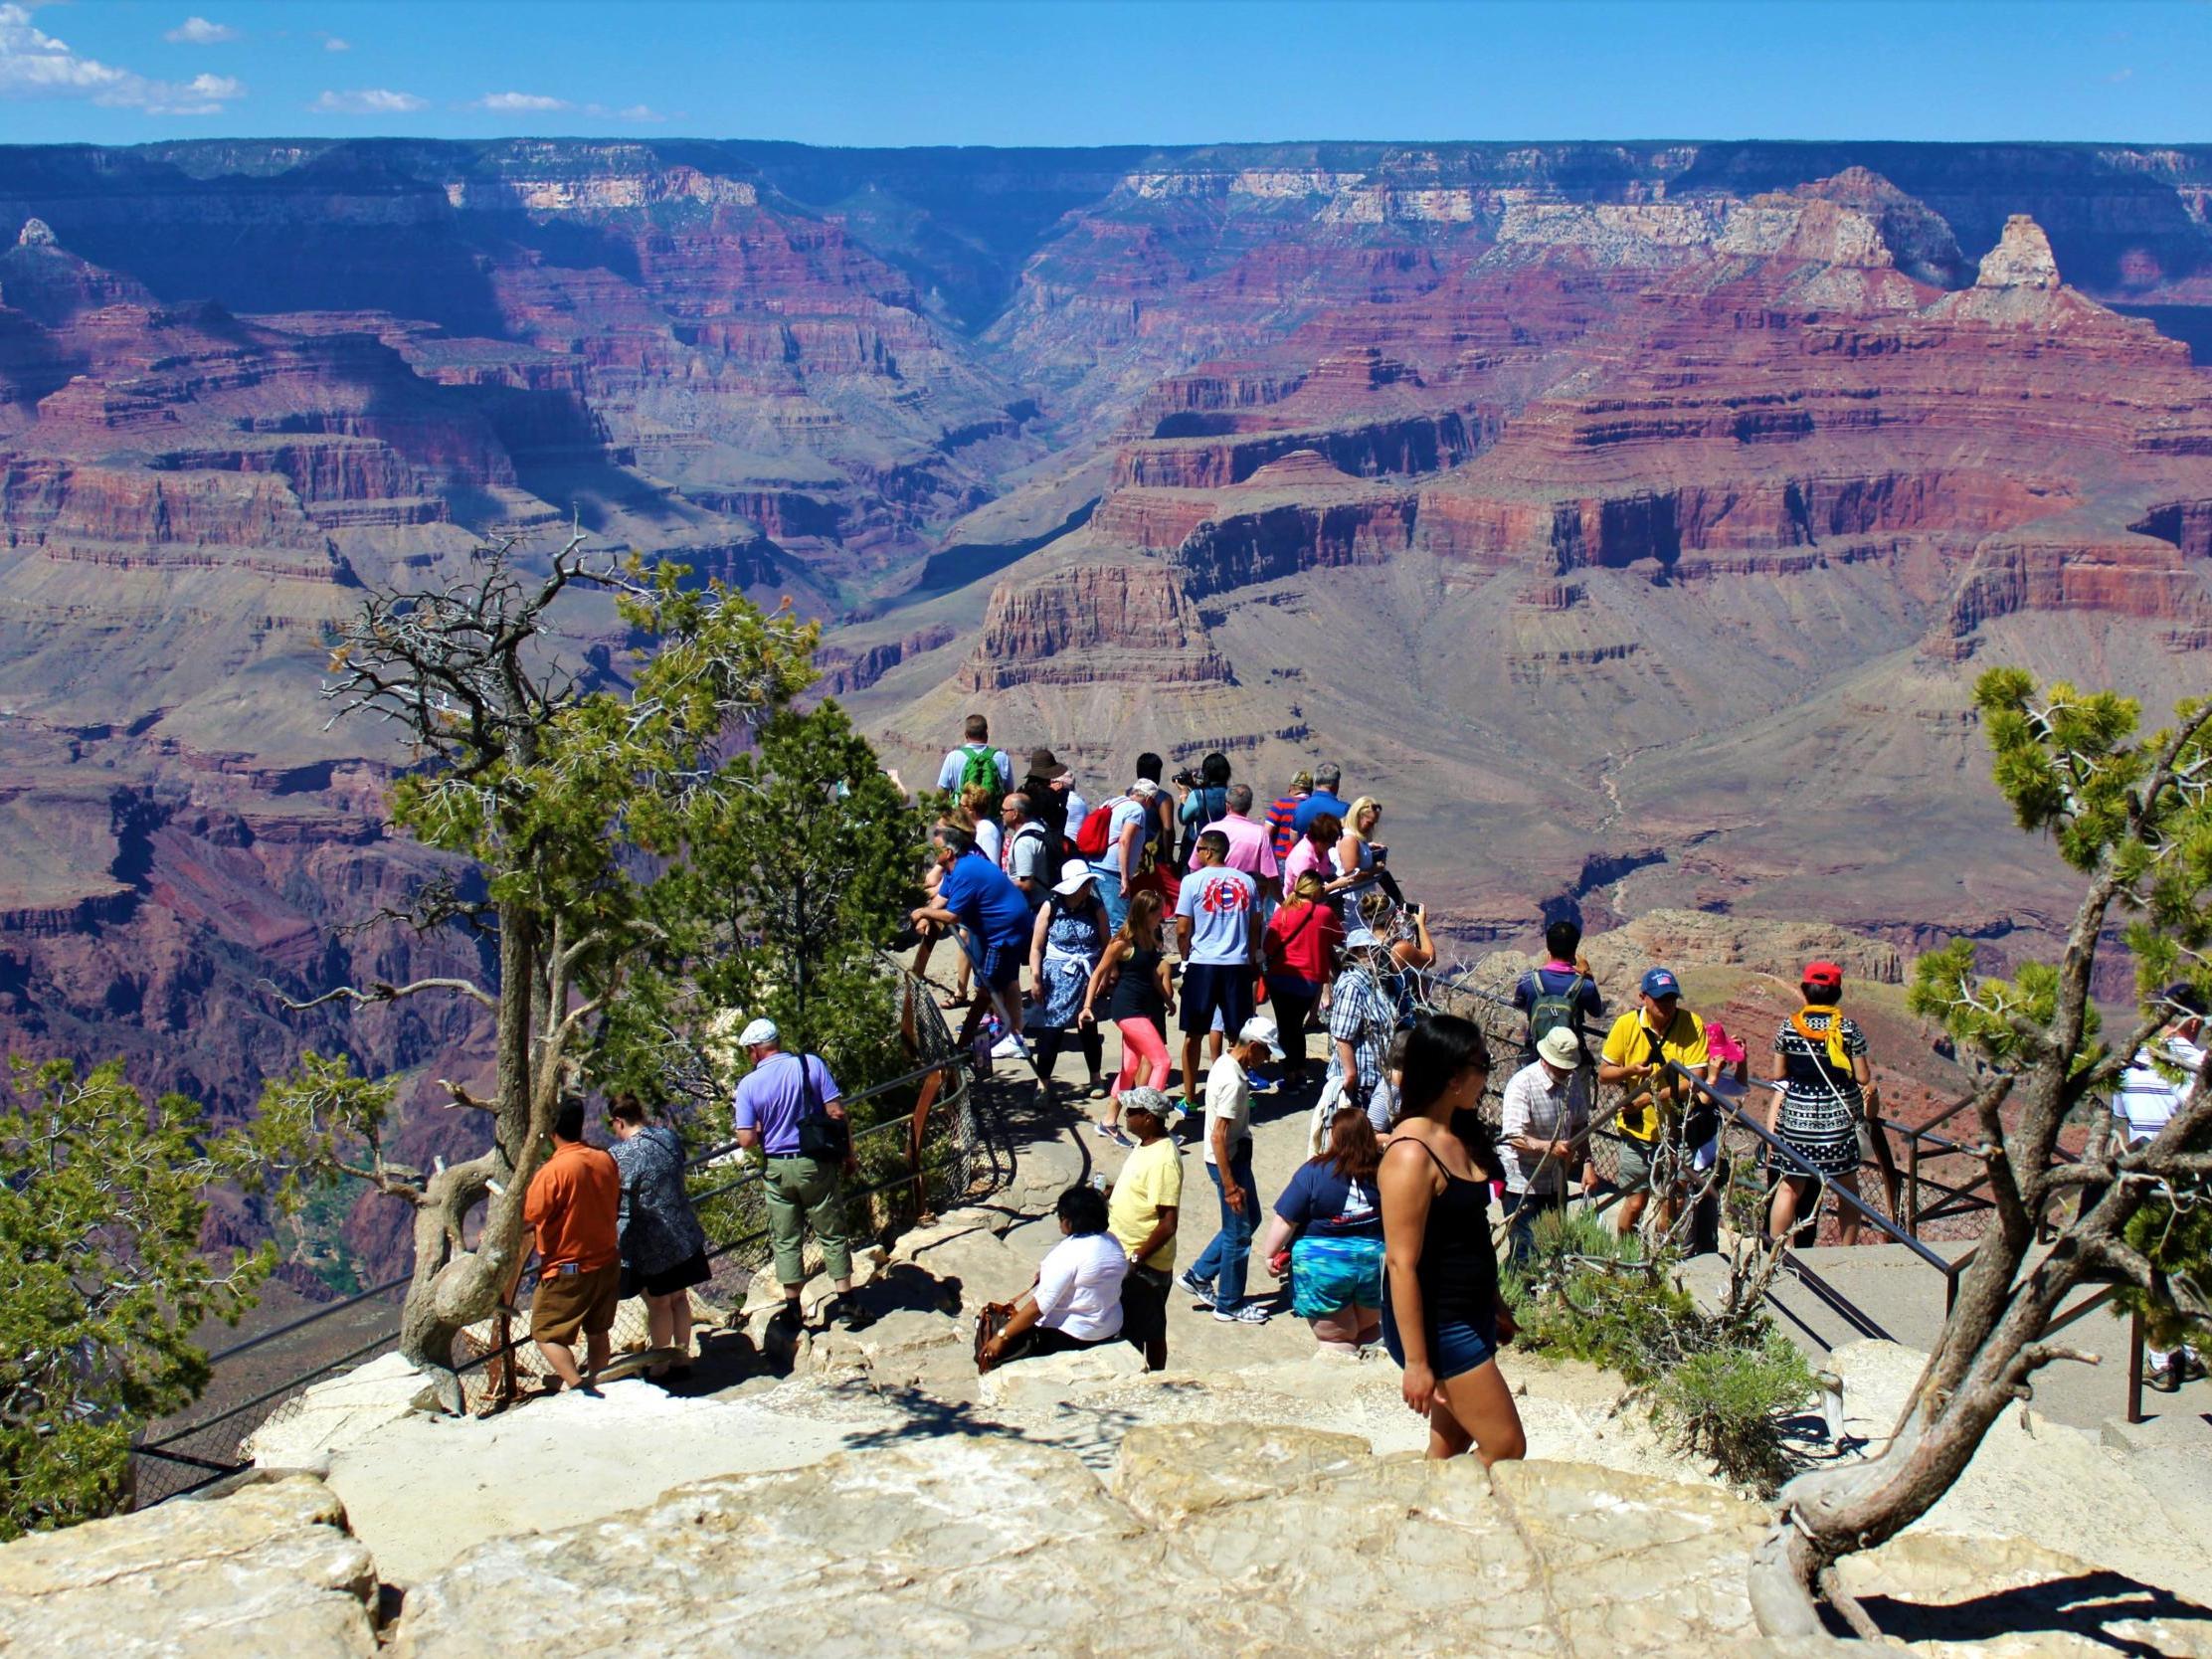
1906, 1136, 1921, 1240
2128, 1307, 2146, 1426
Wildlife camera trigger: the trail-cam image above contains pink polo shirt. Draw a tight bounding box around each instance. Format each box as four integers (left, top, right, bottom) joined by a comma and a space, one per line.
1202, 814, 1280, 882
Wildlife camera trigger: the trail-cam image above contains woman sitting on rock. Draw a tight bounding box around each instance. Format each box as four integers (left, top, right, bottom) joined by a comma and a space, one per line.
1259, 1106, 1386, 1356
607, 1094, 711, 1383
977, 1184, 1129, 1372
1380, 1014, 1525, 1465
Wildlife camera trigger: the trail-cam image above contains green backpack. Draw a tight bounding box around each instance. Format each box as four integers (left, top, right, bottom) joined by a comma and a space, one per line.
956, 743, 1000, 803
1527, 972, 1589, 1056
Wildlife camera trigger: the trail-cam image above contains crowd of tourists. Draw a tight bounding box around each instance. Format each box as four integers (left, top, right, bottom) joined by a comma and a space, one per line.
509, 707, 2212, 1450
884, 711, 1925, 1461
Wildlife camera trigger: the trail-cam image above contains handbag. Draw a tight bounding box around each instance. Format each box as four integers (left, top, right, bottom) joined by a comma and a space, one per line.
974, 1302, 1015, 1374
794, 1053, 850, 1162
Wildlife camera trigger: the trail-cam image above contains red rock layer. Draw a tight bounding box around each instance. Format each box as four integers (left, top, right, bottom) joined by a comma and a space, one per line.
957, 564, 1229, 691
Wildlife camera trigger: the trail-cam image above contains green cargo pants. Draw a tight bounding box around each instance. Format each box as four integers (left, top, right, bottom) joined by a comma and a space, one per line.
764, 1154, 852, 1288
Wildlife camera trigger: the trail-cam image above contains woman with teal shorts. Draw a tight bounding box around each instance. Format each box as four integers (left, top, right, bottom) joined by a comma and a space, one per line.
1258, 1105, 1386, 1354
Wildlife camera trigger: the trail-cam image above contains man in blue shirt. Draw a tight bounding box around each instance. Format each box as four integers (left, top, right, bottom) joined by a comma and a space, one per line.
1289, 761, 1351, 840
911, 824, 1032, 1048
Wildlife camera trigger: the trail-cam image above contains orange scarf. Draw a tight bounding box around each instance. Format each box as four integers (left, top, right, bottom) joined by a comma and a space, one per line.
1790, 1004, 1853, 1074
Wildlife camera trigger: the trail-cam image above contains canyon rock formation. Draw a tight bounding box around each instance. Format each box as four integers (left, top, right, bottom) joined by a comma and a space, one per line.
2, 139, 2212, 1279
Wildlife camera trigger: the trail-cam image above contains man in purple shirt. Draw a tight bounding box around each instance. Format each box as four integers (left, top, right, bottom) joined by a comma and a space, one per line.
733, 1017, 862, 1333
1202, 783, 1282, 902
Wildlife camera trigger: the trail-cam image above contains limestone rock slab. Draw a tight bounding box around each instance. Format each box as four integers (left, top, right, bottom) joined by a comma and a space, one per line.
393, 1420, 1860, 1658
245, 1350, 445, 1466
0, 1474, 377, 1658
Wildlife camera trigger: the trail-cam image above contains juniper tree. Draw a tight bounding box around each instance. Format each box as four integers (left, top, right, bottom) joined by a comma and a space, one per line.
254, 536, 817, 1385
1751, 667, 2212, 1640
593, 698, 925, 1120
0, 1060, 271, 1537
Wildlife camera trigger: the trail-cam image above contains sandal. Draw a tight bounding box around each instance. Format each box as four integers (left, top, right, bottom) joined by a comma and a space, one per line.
1086, 1080, 1109, 1100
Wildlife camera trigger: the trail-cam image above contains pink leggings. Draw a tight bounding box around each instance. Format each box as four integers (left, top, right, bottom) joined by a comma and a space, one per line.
1114, 1016, 1172, 1097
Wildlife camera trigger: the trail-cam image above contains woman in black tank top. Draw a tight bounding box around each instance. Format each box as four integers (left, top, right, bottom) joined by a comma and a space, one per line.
1379, 1013, 1528, 1466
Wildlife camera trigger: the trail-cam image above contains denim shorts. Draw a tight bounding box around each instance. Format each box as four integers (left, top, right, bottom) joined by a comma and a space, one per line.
1381, 1295, 1498, 1382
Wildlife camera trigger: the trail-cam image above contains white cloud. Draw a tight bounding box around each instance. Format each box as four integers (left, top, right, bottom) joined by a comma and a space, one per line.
321, 35, 351, 52
465, 92, 665, 122
0, 2, 247, 112
2105, 67, 2135, 84
164, 16, 237, 45
474, 90, 569, 111
312, 87, 427, 114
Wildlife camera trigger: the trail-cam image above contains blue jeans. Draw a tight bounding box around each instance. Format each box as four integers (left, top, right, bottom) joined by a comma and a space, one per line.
1190, 1148, 1257, 1308
1094, 874, 1130, 936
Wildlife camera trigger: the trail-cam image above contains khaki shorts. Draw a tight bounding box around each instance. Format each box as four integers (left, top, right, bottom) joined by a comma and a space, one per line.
1615, 1137, 1659, 1195
531, 1261, 621, 1346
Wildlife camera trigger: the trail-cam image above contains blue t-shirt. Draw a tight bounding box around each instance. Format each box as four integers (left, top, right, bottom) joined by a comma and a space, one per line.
1274, 1158, 1383, 1238
1175, 864, 1258, 965
939, 849, 1033, 952
1290, 790, 1352, 838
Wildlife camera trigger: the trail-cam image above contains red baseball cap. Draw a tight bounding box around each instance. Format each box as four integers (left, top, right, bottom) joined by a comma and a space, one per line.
1802, 961, 1844, 993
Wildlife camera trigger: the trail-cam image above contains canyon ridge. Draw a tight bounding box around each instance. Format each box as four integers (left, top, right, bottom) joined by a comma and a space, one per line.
2, 137, 2210, 1276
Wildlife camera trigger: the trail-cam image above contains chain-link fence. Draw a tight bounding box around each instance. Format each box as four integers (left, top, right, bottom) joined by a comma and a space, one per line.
132, 962, 997, 1504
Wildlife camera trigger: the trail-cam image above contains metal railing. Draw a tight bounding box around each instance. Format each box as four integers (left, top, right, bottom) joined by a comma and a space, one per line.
130, 974, 995, 1506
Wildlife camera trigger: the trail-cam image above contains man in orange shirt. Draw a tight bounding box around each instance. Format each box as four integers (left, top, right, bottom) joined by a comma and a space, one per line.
523, 1099, 622, 1393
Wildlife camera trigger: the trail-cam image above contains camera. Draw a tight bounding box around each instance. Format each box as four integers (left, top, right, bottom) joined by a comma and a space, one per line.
1171, 767, 1203, 789
1371, 844, 1388, 863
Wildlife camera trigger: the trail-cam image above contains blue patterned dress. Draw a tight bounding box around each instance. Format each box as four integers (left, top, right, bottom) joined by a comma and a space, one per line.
1036, 898, 1106, 1030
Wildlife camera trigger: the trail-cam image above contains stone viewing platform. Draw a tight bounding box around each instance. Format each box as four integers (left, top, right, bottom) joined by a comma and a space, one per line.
9, 1057, 2212, 1657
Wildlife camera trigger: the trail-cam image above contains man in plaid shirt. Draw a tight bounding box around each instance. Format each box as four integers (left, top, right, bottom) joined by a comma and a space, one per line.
1327, 939, 1402, 1130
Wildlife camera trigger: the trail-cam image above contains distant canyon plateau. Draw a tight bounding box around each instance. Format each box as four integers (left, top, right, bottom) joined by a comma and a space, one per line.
1, 137, 2209, 1278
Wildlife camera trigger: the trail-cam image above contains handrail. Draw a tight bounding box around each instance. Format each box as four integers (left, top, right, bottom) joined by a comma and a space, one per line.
1662, 1060, 1962, 1281
199, 1270, 413, 1366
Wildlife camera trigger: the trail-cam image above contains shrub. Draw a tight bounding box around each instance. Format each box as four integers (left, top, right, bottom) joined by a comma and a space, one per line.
1503, 1206, 1814, 1495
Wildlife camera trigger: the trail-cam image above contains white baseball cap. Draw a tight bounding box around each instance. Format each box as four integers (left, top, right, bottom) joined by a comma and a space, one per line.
1237, 1015, 1283, 1059
738, 1017, 780, 1047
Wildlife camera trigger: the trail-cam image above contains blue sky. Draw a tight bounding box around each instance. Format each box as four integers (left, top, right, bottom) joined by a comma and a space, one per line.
0, 0, 2204, 147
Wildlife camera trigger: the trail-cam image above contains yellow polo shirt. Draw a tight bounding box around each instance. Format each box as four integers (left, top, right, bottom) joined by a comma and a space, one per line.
1600, 1008, 1709, 1144
1108, 1137, 1184, 1272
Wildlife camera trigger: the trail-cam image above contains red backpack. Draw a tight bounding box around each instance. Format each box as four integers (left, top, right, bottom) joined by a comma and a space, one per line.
1072, 802, 1115, 858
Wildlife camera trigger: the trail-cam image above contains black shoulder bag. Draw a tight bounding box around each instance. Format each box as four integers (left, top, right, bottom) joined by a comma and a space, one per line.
795, 1053, 850, 1163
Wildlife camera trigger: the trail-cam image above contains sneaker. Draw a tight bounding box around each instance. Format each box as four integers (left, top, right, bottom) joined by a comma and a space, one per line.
1086, 1080, 1110, 1100
2186, 1349, 2208, 1382
1176, 1269, 1215, 1305
2148, 1358, 2184, 1393
991, 1033, 1024, 1059
1092, 1120, 1118, 1141
1212, 1301, 1272, 1325
1105, 1125, 1133, 1149
1247, 1070, 1277, 1094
